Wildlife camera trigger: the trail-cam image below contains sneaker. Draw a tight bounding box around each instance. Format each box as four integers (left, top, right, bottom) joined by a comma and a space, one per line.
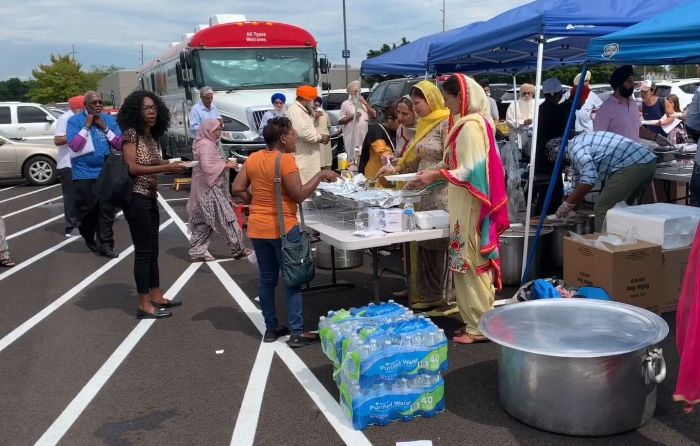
263, 326, 290, 343
286, 333, 320, 349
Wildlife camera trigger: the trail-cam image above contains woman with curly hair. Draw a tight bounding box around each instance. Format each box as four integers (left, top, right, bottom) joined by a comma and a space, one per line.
117, 91, 187, 320
186, 119, 252, 262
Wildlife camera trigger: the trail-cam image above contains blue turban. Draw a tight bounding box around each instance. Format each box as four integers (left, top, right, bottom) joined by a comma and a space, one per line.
271, 93, 286, 104
314, 96, 323, 105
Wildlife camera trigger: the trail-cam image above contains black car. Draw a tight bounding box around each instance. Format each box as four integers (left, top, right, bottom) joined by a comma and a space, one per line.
366, 78, 423, 121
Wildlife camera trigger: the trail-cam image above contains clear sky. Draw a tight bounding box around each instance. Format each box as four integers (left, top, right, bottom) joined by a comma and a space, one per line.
1, 0, 529, 80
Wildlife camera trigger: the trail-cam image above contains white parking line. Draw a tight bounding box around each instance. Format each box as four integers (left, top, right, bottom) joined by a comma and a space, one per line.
0, 219, 174, 353
164, 197, 189, 202
7, 215, 62, 240
0, 236, 77, 282
0, 185, 20, 194
0, 184, 60, 204
34, 261, 200, 446
2, 196, 62, 218
230, 341, 275, 446
157, 195, 371, 446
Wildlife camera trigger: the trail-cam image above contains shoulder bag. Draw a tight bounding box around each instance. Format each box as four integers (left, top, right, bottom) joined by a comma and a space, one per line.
274, 153, 315, 286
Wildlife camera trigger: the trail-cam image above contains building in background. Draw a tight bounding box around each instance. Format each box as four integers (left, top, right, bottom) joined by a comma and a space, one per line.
322, 66, 362, 91
97, 70, 138, 107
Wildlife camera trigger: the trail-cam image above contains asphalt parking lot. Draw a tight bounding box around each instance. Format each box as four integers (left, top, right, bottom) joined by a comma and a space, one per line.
1, 176, 699, 446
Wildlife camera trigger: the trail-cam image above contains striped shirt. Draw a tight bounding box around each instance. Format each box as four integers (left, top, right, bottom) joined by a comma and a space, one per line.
568, 131, 656, 185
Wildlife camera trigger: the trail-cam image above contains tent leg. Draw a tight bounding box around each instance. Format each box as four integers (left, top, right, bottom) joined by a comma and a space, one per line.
520, 36, 544, 283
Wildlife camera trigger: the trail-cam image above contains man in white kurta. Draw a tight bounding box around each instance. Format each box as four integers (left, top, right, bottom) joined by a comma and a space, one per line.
287, 85, 330, 183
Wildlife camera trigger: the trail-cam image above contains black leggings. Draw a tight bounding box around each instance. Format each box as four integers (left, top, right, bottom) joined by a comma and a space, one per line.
124, 194, 160, 294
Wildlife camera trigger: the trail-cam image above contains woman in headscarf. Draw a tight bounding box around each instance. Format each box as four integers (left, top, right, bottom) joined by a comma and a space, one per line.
376, 80, 452, 311
394, 96, 416, 158
358, 105, 398, 186
259, 93, 287, 132
187, 119, 251, 262
0, 216, 14, 268
313, 97, 333, 169
409, 74, 509, 344
339, 80, 376, 167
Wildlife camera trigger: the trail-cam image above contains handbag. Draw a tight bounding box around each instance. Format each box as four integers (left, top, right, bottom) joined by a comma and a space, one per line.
274, 152, 315, 287
93, 150, 133, 209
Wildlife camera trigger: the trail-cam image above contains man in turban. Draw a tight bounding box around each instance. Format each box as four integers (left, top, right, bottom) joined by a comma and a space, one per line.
258, 93, 287, 132
594, 65, 669, 145
53, 95, 85, 237
287, 85, 330, 182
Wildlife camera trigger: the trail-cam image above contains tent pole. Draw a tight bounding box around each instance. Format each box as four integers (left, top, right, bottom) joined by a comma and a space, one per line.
512, 74, 521, 152
521, 63, 589, 282
520, 35, 544, 283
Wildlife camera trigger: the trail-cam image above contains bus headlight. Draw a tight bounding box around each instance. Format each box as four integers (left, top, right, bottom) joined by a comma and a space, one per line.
221, 131, 248, 141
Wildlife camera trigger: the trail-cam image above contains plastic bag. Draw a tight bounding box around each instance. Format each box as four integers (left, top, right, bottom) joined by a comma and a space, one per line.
501, 140, 526, 221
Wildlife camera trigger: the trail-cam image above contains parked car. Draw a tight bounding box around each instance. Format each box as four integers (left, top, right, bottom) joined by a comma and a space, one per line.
0, 102, 58, 139
653, 78, 700, 110
366, 78, 423, 122
322, 88, 370, 113
0, 130, 58, 185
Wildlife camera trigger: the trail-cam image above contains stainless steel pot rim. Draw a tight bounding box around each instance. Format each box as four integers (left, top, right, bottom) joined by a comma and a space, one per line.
479, 299, 669, 358
501, 225, 553, 237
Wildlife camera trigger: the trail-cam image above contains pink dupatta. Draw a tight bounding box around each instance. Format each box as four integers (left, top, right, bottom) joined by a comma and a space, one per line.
186, 119, 227, 219
674, 222, 700, 413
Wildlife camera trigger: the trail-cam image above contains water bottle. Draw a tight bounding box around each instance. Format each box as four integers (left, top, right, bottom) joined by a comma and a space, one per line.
404, 202, 416, 231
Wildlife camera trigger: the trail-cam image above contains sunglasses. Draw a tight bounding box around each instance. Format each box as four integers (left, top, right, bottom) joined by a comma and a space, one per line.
90, 100, 103, 105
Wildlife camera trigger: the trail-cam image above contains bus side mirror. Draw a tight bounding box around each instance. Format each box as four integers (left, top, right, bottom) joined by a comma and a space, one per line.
322, 82, 331, 91
176, 63, 184, 87
319, 57, 329, 74
184, 86, 193, 102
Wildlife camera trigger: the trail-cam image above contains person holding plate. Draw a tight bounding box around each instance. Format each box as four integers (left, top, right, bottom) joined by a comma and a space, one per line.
187, 119, 252, 262
376, 81, 452, 311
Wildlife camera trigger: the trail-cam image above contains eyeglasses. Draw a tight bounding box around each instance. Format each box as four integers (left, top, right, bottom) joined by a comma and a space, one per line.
274, 101, 284, 105
142, 105, 157, 111
90, 100, 103, 105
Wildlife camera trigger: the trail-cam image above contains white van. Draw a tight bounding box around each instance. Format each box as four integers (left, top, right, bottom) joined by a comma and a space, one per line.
0, 102, 57, 139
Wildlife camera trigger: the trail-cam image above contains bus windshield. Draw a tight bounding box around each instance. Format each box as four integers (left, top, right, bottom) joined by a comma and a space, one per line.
195, 48, 318, 90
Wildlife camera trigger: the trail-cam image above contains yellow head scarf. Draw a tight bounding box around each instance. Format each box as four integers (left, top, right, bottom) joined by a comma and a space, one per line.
398, 80, 450, 170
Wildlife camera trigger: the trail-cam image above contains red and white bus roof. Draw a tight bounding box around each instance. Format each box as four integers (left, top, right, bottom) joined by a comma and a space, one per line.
139, 21, 316, 74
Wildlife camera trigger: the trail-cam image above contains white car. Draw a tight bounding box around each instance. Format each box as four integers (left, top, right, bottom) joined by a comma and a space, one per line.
654, 78, 700, 110
0, 102, 58, 139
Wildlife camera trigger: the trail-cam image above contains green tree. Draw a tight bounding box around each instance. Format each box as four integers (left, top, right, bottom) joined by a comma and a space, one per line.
669, 64, 697, 79
0, 78, 33, 101
366, 37, 410, 59
29, 54, 88, 103
83, 64, 123, 91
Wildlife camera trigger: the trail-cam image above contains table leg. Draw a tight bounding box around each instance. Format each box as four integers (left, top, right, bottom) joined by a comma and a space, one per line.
372, 248, 380, 304
404, 242, 412, 311
303, 244, 354, 293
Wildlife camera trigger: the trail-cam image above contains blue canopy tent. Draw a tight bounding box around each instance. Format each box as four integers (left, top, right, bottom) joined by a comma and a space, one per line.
425, 0, 688, 282
587, 0, 700, 64
360, 26, 474, 76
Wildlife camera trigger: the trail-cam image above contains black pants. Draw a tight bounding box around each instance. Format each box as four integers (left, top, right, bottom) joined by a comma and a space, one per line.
58, 168, 78, 233
74, 178, 116, 251
124, 194, 160, 294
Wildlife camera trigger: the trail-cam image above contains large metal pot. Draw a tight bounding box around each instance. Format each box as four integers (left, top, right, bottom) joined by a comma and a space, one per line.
499, 225, 553, 286
313, 241, 363, 270
480, 299, 669, 436
542, 215, 590, 269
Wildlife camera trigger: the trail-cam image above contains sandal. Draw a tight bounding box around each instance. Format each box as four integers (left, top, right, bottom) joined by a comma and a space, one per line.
0, 259, 15, 268
453, 332, 489, 345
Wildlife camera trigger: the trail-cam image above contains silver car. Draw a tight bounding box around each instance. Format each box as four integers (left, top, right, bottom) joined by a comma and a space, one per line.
0, 130, 58, 185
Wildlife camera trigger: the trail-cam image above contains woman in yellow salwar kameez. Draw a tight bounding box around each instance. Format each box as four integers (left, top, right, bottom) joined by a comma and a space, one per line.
409, 74, 509, 344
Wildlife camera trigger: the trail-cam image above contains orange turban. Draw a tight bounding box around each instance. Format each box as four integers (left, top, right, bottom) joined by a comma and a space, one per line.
68, 95, 84, 110
296, 85, 317, 101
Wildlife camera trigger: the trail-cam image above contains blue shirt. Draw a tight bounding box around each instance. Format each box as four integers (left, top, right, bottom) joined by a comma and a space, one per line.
686, 85, 700, 132
568, 131, 656, 186
66, 111, 122, 180
189, 101, 220, 135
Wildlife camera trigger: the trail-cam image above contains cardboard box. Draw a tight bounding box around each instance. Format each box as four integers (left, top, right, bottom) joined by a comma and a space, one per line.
563, 234, 662, 313
660, 246, 691, 313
